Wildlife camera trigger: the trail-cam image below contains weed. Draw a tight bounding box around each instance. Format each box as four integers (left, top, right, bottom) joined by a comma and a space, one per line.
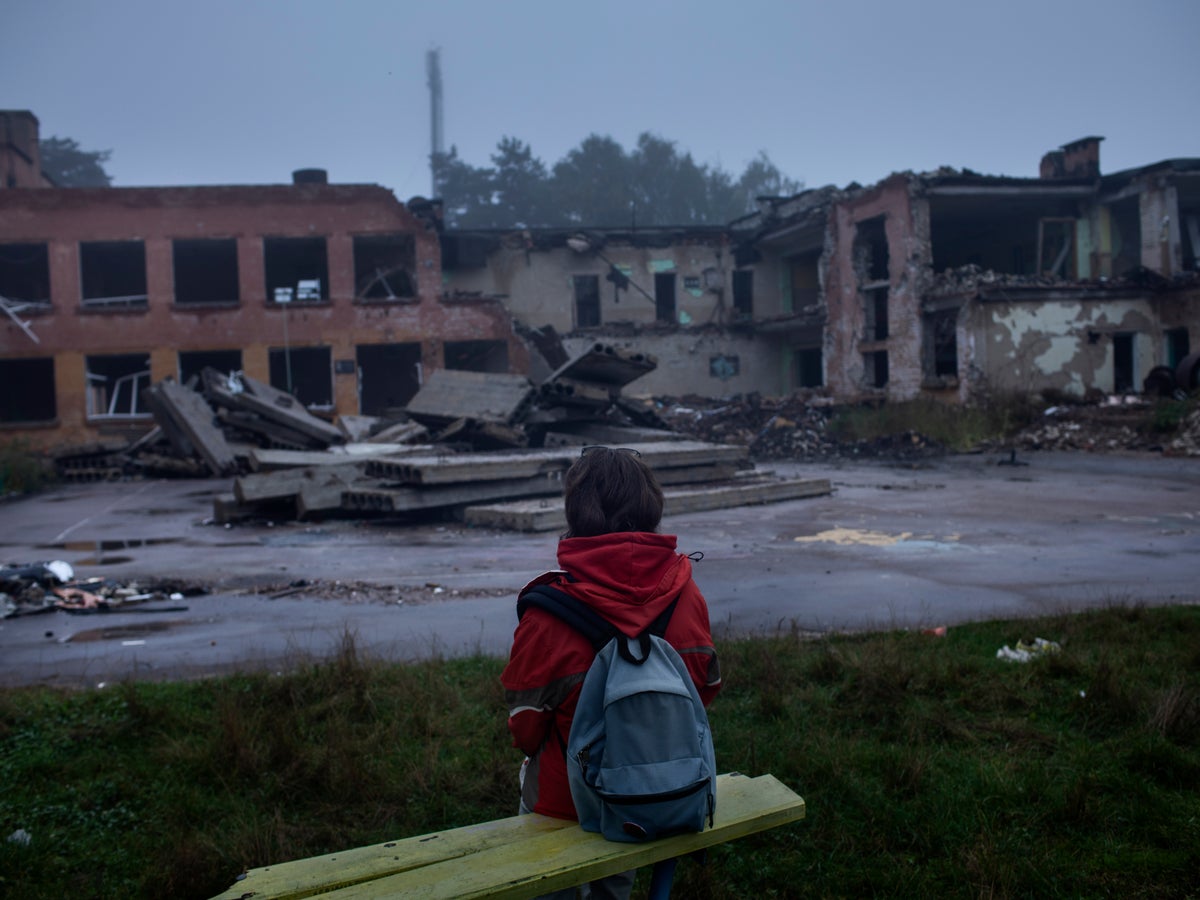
0, 439, 53, 496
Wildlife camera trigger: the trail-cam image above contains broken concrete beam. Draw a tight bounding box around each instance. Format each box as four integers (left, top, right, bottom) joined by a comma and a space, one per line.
432, 417, 529, 449
404, 369, 535, 427
361, 441, 744, 487
216, 409, 329, 450
234, 462, 365, 504
144, 380, 239, 476
463, 477, 833, 532
342, 472, 564, 514
538, 377, 614, 408
367, 420, 429, 444
202, 368, 344, 446
247, 445, 439, 472
294, 466, 376, 519
543, 424, 684, 448
336, 415, 380, 442
546, 343, 657, 388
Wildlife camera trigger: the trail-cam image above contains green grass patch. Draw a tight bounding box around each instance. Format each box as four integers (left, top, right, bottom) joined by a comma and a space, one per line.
2, 607, 1198, 898
0, 439, 54, 497
830, 395, 1040, 451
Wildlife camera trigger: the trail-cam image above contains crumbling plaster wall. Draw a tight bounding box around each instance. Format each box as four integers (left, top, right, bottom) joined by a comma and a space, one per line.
964, 296, 1162, 397
451, 239, 734, 334
1135, 175, 1184, 275
0, 187, 524, 446
560, 329, 781, 399
822, 175, 930, 402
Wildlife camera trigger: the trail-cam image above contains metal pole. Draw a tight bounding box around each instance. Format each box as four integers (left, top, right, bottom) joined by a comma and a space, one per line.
283, 302, 293, 394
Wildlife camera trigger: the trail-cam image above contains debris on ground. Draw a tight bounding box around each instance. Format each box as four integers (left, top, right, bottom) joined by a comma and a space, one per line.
996, 637, 1062, 663
1, 562, 203, 618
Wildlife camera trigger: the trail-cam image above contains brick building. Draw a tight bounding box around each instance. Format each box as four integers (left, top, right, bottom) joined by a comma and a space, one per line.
0, 114, 523, 448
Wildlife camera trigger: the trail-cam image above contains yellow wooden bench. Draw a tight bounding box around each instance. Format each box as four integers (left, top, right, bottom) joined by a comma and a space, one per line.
212, 772, 804, 899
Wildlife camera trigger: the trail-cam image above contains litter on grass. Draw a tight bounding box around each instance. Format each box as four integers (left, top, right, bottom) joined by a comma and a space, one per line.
996, 637, 1062, 663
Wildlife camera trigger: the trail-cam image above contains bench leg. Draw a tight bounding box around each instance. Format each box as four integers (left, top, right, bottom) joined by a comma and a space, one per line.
647, 857, 677, 900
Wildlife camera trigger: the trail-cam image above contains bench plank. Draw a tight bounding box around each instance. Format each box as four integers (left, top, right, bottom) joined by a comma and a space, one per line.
212, 773, 804, 900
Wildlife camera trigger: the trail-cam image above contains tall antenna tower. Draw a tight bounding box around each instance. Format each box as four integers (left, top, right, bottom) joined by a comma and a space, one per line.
426, 47, 444, 197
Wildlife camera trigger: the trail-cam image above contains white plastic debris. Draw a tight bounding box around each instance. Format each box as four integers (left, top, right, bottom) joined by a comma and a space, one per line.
7, 828, 31, 846
45, 560, 74, 582
996, 637, 1062, 663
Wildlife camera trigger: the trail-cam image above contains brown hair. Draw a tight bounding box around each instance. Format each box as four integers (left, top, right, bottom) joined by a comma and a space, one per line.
562, 448, 664, 538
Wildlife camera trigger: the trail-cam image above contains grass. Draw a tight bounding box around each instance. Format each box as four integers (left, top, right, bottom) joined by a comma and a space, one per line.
829, 394, 1040, 452
0, 439, 54, 497
1, 605, 1198, 899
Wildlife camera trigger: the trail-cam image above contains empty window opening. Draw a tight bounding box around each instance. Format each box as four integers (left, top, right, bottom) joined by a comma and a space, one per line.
86, 353, 151, 418
1108, 197, 1141, 277
863, 350, 889, 389
80, 241, 147, 308
444, 340, 509, 374
1113, 333, 1135, 393
787, 252, 821, 312
1037, 219, 1077, 278
0, 357, 56, 422
732, 270, 753, 320
855, 217, 889, 283
356, 342, 422, 416
264, 237, 329, 303
796, 347, 823, 388
709, 355, 739, 380
864, 288, 889, 341
173, 239, 239, 305
654, 272, 676, 324
269, 345, 332, 408
353, 234, 416, 300
573, 275, 600, 328
0, 243, 51, 306
1165, 328, 1190, 369
179, 349, 242, 386
1183, 209, 1200, 272
926, 310, 958, 378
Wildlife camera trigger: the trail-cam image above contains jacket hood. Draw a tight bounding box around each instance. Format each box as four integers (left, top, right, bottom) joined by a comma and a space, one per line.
555, 532, 693, 635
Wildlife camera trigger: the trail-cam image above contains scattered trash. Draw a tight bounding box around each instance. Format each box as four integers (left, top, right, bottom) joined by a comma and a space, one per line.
7, 828, 31, 846
0, 564, 204, 618
921, 626, 947, 637
996, 637, 1062, 663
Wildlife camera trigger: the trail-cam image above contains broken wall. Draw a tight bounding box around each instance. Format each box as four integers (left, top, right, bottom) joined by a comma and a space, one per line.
962, 293, 1183, 398
559, 329, 782, 398
821, 175, 930, 403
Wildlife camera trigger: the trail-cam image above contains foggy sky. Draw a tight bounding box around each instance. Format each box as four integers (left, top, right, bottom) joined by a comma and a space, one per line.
4, 0, 1198, 203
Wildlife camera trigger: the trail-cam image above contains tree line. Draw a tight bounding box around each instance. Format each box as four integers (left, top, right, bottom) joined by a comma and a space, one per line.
432, 133, 801, 229
38, 132, 802, 229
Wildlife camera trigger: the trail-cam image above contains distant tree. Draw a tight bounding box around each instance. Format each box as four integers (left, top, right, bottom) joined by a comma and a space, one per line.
550, 134, 635, 226
38, 137, 113, 187
431, 146, 495, 228
431, 134, 801, 229
491, 137, 550, 228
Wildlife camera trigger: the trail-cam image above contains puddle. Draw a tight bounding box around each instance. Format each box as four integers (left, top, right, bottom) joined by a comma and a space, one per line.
42, 538, 181, 552
66, 620, 187, 643
39, 537, 180, 564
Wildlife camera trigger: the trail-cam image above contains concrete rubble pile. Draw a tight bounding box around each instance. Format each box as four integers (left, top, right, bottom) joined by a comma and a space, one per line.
74, 341, 830, 529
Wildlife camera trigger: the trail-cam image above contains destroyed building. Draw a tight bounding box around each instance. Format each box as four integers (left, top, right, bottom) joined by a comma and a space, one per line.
4, 116, 1200, 454
0, 111, 525, 449
443, 137, 1200, 403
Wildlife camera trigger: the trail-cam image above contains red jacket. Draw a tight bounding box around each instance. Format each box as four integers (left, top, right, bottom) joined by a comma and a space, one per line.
501, 532, 722, 819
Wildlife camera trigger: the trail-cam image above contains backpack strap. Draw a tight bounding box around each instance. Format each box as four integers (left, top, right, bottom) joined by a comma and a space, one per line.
518, 583, 680, 653
518, 584, 616, 651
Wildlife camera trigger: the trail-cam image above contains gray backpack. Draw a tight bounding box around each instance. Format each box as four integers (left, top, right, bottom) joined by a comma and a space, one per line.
518, 585, 717, 842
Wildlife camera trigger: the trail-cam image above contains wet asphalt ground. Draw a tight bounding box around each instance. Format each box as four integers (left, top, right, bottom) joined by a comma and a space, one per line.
1, 451, 1197, 687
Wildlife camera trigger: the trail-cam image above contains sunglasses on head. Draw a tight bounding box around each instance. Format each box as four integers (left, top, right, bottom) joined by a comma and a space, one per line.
579, 445, 642, 458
